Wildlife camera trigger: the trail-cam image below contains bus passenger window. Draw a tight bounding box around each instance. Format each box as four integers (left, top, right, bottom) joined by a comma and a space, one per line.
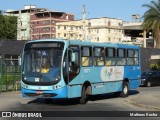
127, 49, 134, 65
94, 47, 105, 66
106, 48, 116, 66
117, 49, 126, 66
134, 50, 139, 65
81, 47, 92, 67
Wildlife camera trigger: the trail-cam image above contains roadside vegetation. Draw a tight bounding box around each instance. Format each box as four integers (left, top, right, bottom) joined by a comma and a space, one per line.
0, 10, 17, 40
142, 0, 160, 48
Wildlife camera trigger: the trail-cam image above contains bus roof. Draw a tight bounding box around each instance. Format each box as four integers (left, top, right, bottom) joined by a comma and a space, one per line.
26, 39, 140, 49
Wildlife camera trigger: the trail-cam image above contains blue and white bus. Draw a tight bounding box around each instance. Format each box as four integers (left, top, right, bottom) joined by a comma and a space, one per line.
21, 39, 141, 104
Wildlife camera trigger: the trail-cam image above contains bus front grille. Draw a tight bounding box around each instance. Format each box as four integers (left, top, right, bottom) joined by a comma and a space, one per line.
25, 93, 57, 98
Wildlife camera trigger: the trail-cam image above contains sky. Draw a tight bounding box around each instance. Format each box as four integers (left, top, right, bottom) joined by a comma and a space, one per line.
0, 0, 152, 21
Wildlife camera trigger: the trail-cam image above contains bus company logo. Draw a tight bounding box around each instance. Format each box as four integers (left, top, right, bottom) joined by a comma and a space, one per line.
2, 112, 11, 117
101, 66, 124, 81
101, 67, 115, 81
104, 68, 113, 79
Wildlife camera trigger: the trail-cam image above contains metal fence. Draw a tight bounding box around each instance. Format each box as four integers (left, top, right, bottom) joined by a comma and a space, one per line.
0, 60, 21, 93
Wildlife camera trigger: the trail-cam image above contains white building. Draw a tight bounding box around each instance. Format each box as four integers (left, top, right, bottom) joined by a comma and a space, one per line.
56, 17, 123, 43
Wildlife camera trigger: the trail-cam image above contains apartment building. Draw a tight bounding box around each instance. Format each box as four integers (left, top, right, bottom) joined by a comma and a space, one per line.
30, 10, 74, 40
56, 17, 123, 43
6, 5, 74, 40
56, 20, 89, 40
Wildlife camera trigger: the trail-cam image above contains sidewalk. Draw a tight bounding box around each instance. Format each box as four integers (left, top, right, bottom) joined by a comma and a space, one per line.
126, 88, 160, 111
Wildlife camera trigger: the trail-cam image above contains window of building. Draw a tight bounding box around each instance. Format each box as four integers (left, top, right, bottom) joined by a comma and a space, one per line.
64, 26, 66, 30
58, 33, 60, 37
108, 29, 111, 33
37, 21, 39, 24
97, 37, 99, 41
79, 26, 82, 30
97, 29, 99, 33
71, 26, 74, 30
64, 33, 66, 37
117, 49, 126, 66
88, 22, 91, 27
66, 15, 69, 20
42, 34, 50, 38
81, 47, 92, 67
43, 20, 50, 24
108, 37, 111, 41
43, 27, 50, 31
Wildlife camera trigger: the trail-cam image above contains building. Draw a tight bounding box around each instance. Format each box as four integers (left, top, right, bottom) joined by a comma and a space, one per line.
122, 21, 154, 47
56, 17, 123, 43
30, 10, 74, 40
56, 20, 88, 40
6, 5, 74, 40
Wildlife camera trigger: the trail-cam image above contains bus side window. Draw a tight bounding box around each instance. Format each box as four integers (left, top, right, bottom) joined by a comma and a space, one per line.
106, 48, 116, 66
117, 49, 126, 66
81, 47, 92, 67
127, 49, 134, 65
94, 47, 105, 66
134, 50, 139, 65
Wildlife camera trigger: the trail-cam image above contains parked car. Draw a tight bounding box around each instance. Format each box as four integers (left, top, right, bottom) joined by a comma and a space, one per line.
141, 71, 160, 87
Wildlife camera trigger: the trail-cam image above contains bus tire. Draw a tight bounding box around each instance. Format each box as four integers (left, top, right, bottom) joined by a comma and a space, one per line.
79, 86, 88, 104
120, 81, 129, 97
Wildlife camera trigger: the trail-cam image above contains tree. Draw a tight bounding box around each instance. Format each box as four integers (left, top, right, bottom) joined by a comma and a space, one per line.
150, 60, 160, 70
142, 0, 160, 48
0, 10, 17, 40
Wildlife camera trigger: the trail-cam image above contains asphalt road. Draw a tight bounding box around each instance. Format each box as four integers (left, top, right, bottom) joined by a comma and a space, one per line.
0, 86, 160, 120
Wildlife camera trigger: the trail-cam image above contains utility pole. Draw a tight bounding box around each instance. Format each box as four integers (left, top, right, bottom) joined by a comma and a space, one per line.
82, 5, 86, 40
18, 9, 22, 40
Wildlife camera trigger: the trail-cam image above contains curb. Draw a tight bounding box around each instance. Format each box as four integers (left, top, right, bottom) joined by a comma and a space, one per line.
125, 99, 160, 111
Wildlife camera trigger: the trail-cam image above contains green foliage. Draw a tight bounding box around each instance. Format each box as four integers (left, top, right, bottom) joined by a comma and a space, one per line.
149, 60, 160, 70
0, 10, 17, 40
142, 0, 160, 48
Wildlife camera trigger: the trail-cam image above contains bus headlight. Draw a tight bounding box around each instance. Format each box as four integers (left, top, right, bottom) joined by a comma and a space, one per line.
141, 79, 146, 81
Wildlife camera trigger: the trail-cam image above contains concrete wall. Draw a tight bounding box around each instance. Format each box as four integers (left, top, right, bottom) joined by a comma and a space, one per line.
141, 48, 160, 72
0, 40, 26, 61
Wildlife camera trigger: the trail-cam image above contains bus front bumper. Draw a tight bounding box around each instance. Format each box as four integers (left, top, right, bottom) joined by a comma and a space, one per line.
21, 86, 68, 99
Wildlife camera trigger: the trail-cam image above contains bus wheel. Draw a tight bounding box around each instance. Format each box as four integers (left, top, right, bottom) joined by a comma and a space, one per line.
120, 81, 129, 97
79, 86, 88, 104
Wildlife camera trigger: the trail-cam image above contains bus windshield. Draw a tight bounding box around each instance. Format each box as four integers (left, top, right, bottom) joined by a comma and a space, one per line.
22, 42, 64, 85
